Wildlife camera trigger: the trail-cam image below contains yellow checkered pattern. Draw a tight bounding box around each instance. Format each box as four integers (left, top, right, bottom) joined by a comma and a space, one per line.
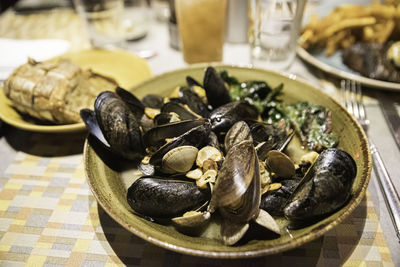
0, 151, 394, 266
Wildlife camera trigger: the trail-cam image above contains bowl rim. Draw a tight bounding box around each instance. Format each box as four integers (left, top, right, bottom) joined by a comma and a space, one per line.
83, 63, 372, 258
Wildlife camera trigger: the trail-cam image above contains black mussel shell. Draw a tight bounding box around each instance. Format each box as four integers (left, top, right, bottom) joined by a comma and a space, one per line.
149, 122, 212, 169
115, 87, 145, 121
143, 118, 207, 148
153, 112, 174, 126
127, 176, 211, 218
224, 121, 253, 152
142, 94, 164, 109
178, 87, 210, 118
186, 76, 202, 87
260, 177, 302, 216
93, 91, 145, 160
161, 102, 199, 121
284, 148, 357, 222
209, 101, 259, 134
249, 120, 292, 161
206, 131, 220, 148
203, 67, 231, 109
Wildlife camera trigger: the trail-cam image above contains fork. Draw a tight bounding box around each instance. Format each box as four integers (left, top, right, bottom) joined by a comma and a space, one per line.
341, 80, 400, 241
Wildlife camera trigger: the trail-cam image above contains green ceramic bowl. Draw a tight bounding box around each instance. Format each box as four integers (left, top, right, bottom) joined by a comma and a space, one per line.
83, 65, 371, 258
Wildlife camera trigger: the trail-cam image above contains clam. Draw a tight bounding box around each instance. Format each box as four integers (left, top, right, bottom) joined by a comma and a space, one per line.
162, 146, 198, 174
149, 122, 212, 173
171, 210, 211, 229
265, 150, 296, 179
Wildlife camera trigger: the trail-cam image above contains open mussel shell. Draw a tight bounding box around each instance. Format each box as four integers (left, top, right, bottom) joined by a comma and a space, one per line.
203, 66, 231, 109
213, 139, 262, 245
284, 148, 357, 222
143, 118, 207, 148
82, 90, 145, 161
186, 75, 202, 87
115, 87, 145, 121
249, 120, 293, 161
221, 222, 250, 246
210, 140, 257, 209
224, 121, 252, 152
149, 122, 212, 172
171, 210, 211, 229
161, 102, 201, 120
209, 101, 259, 134
178, 87, 210, 118
127, 176, 211, 219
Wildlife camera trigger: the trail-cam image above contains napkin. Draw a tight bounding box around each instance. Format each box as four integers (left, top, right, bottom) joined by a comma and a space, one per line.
0, 38, 70, 81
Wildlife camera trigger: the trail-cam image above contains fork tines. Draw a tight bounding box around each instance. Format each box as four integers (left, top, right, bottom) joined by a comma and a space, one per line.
341, 80, 365, 122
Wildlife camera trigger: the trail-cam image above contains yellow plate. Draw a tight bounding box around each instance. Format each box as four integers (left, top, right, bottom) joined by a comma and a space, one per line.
0, 49, 152, 133
84, 64, 372, 258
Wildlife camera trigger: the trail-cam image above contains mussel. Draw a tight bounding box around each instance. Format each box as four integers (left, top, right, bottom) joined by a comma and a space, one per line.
127, 176, 211, 219
210, 122, 280, 245
209, 101, 259, 134
203, 67, 231, 109
178, 87, 210, 118
149, 122, 212, 173
284, 148, 357, 222
81, 88, 145, 160
143, 118, 207, 148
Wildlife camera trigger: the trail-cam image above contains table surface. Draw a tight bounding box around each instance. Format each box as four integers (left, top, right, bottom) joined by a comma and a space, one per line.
1, 4, 400, 267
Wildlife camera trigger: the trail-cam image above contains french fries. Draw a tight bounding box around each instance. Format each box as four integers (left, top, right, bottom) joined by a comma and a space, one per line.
300, 1, 400, 56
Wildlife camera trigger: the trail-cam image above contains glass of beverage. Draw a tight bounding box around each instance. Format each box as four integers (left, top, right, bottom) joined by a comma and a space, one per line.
175, 0, 227, 64
249, 0, 307, 70
74, 0, 149, 49
75, 0, 126, 49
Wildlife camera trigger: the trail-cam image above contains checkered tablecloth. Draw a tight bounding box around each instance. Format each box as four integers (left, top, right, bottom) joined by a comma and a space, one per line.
0, 134, 394, 266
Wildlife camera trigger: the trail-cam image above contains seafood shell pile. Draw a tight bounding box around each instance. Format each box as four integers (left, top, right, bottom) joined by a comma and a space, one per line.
81, 67, 357, 246
4, 58, 117, 124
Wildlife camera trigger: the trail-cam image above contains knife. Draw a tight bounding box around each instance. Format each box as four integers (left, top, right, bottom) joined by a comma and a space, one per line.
379, 93, 400, 151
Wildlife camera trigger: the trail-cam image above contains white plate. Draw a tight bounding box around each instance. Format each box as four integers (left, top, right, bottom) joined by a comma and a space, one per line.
297, 0, 400, 91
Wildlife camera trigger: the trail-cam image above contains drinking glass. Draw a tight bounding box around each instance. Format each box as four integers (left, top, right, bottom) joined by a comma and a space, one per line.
175, 0, 227, 64
249, 0, 307, 70
75, 0, 149, 49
